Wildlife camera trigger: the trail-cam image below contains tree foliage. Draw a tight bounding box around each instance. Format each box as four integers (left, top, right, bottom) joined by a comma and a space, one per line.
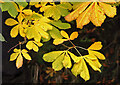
1, 0, 120, 82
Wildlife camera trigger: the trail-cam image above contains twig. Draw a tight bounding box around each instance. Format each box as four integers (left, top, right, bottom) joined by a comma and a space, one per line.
8, 43, 19, 53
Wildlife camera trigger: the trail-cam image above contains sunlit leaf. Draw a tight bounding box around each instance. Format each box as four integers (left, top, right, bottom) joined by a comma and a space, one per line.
70, 32, 78, 40
62, 52, 72, 68
88, 50, 105, 60
16, 53, 23, 69
61, 30, 69, 39
48, 27, 63, 39
53, 39, 67, 45
52, 53, 65, 71
88, 41, 102, 50
5, 18, 18, 26
43, 51, 64, 62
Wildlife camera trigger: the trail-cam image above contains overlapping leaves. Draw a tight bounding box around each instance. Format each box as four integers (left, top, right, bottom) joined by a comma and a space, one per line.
10, 48, 31, 69
43, 41, 105, 81
65, 2, 116, 29
53, 30, 78, 45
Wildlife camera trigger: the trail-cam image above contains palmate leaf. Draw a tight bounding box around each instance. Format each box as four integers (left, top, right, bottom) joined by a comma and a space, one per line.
40, 2, 72, 20
43, 51, 72, 71
10, 48, 31, 69
26, 41, 43, 52
53, 30, 78, 45
65, 2, 117, 29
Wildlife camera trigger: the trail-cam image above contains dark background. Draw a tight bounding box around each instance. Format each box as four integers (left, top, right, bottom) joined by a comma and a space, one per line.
2, 4, 120, 84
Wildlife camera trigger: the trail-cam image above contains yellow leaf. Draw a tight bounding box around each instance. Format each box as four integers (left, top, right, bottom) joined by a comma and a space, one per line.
88, 41, 102, 50
99, 2, 116, 18
70, 32, 78, 40
60, 30, 69, 39
80, 58, 90, 81
52, 53, 65, 71
84, 56, 101, 72
62, 52, 72, 68
53, 39, 68, 45
16, 53, 23, 69
22, 49, 28, 53
76, 3, 93, 29
13, 48, 20, 52
88, 50, 105, 60
65, 2, 90, 22
10, 53, 19, 61
38, 28, 49, 39
43, 51, 64, 62
22, 9, 33, 15
18, 25, 25, 37
71, 58, 83, 76
68, 51, 81, 63
17, 13, 24, 23
26, 41, 39, 52
33, 43, 39, 52
22, 52, 32, 60
90, 2, 106, 26
33, 41, 43, 47
5, 18, 18, 26
10, 25, 19, 38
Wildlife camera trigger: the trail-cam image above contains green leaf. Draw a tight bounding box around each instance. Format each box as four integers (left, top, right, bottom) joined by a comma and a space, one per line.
52, 53, 65, 71
15, 1, 28, 7
43, 51, 64, 62
1, 2, 18, 18
48, 27, 62, 39
50, 21, 71, 29
0, 33, 5, 41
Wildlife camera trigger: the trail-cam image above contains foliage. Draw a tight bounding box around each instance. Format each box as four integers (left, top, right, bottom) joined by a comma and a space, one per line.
1, 0, 120, 83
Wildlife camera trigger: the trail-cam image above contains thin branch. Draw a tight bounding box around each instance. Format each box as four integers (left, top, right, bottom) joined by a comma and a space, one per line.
76, 46, 88, 51
8, 43, 19, 53
61, 44, 70, 48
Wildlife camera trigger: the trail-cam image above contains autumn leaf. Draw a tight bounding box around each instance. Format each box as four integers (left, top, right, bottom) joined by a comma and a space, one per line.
5, 14, 26, 38
53, 30, 78, 45
26, 41, 43, 52
65, 2, 116, 29
71, 57, 90, 81
40, 2, 72, 20
87, 41, 105, 60
10, 48, 31, 69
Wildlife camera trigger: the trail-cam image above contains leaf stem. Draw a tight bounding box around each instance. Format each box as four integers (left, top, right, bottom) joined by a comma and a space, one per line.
75, 46, 88, 51
69, 40, 82, 56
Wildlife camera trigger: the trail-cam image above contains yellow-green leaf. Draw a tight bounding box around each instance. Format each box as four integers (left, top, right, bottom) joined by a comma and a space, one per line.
71, 58, 83, 76
88, 50, 105, 60
53, 39, 68, 45
5, 18, 18, 26
70, 32, 78, 40
52, 53, 65, 71
22, 9, 32, 15
62, 52, 72, 68
68, 51, 81, 63
84, 56, 101, 72
10, 53, 19, 61
61, 30, 69, 39
88, 41, 102, 50
43, 51, 64, 62
80, 58, 90, 81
